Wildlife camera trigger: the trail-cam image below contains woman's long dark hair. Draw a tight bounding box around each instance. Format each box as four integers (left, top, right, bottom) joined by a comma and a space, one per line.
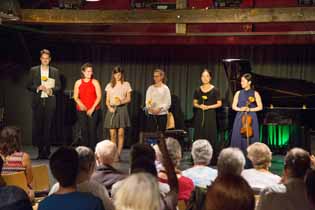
111, 66, 125, 88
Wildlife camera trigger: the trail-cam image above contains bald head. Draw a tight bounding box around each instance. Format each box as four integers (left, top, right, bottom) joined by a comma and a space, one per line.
95, 140, 117, 165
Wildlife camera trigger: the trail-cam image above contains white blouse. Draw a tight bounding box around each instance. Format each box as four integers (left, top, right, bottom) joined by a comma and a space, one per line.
145, 84, 171, 115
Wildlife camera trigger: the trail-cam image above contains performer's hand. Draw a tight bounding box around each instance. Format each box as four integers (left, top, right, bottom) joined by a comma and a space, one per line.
149, 108, 160, 115
37, 85, 46, 92
87, 108, 95, 117
109, 107, 116, 113
200, 104, 207, 110
148, 108, 154, 114
154, 108, 162, 115
79, 104, 87, 111
115, 98, 122, 106
45, 88, 53, 96
240, 107, 249, 112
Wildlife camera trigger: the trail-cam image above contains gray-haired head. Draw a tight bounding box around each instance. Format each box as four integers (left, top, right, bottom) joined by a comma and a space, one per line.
95, 140, 117, 165
217, 147, 245, 176
165, 137, 182, 168
75, 146, 96, 173
247, 142, 272, 169
191, 139, 213, 165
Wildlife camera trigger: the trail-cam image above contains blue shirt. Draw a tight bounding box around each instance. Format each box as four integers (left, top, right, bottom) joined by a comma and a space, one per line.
0, 185, 32, 210
38, 191, 104, 210
182, 166, 217, 188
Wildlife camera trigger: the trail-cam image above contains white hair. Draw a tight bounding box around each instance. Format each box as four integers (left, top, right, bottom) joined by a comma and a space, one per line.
95, 140, 117, 165
191, 139, 213, 165
217, 147, 245, 176
165, 137, 182, 168
114, 173, 161, 210
247, 142, 272, 169
75, 146, 95, 172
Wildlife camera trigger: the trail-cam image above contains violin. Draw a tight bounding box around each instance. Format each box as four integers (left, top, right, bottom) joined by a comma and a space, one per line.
240, 96, 255, 138
240, 113, 253, 138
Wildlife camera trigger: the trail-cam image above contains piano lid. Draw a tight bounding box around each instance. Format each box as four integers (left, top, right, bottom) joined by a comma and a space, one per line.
222, 58, 315, 108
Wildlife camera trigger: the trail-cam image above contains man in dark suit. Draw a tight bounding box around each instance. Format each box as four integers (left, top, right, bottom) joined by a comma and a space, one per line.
27, 49, 61, 159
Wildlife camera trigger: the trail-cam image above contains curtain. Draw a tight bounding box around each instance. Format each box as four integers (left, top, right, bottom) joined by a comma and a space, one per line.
3, 38, 315, 146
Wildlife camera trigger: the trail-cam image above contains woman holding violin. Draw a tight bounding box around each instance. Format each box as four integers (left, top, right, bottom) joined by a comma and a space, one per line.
231, 73, 263, 152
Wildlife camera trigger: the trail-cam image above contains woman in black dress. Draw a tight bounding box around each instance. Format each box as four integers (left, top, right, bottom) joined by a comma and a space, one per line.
193, 69, 222, 159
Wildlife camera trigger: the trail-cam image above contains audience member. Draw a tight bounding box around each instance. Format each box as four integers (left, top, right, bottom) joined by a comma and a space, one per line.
242, 142, 281, 192
114, 173, 161, 210
205, 175, 255, 210
257, 148, 312, 210
159, 137, 194, 202
91, 140, 127, 194
38, 147, 104, 210
305, 169, 315, 208
217, 147, 245, 176
49, 146, 114, 210
0, 155, 33, 210
182, 140, 217, 188
0, 126, 33, 187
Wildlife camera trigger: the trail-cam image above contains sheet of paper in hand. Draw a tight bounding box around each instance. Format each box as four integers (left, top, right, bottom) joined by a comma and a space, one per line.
44, 78, 55, 89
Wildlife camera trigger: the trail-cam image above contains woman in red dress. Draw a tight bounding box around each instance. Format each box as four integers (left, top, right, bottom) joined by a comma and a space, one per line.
73, 63, 102, 149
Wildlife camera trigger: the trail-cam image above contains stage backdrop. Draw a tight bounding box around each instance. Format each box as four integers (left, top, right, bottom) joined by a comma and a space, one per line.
1, 33, 315, 146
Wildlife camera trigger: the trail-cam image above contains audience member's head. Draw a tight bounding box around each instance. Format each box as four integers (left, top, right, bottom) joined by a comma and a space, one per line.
130, 143, 156, 164
95, 140, 117, 166
130, 157, 157, 176
0, 126, 22, 156
305, 169, 315, 207
165, 137, 182, 169
247, 142, 272, 170
76, 146, 96, 178
114, 172, 161, 210
217, 147, 245, 176
206, 175, 255, 210
191, 139, 213, 166
284, 148, 310, 178
50, 147, 79, 188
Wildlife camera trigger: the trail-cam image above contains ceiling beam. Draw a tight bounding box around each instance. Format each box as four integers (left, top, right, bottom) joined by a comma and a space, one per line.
5, 7, 315, 25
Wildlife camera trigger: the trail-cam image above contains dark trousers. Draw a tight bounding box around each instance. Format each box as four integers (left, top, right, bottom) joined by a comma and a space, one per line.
146, 114, 167, 132
32, 98, 55, 157
77, 109, 99, 149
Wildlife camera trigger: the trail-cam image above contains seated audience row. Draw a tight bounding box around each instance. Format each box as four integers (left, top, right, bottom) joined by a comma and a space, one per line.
49, 146, 114, 210
2, 123, 315, 210
39, 147, 104, 210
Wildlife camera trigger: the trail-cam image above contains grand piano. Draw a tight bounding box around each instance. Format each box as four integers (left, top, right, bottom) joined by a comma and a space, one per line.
219, 59, 315, 153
